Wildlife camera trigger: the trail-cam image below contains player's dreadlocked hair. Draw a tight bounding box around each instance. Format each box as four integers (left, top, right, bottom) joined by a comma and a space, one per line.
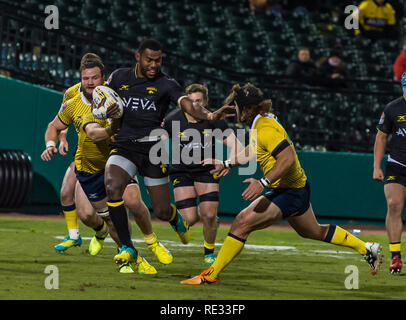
224, 83, 272, 125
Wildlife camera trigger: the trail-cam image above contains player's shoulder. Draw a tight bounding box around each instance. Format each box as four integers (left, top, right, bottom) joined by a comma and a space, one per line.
384, 2, 394, 10
256, 114, 286, 135
256, 114, 279, 127
60, 93, 81, 113
385, 96, 404, 111
157, 71, 181, 87
107, 67, 133, 85
165, 108, 182, 121
63, 82, 81, 100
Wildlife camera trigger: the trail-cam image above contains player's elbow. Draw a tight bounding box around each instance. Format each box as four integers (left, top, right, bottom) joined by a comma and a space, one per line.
85, 129, 102, 143
88, 133, 105, 143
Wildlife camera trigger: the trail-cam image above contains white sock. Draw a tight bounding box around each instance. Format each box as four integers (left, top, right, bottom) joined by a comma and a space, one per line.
68, 228, 80, 240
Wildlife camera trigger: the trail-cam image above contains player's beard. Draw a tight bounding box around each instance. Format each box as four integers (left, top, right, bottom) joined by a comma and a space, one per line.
139, 64, 159, 80
82, 88, 93, 102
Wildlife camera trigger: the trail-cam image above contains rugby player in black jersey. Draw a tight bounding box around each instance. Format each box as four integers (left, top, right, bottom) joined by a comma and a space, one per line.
373, 71, 406, 274
162, 83, 243, 264
102, 39, 235, 265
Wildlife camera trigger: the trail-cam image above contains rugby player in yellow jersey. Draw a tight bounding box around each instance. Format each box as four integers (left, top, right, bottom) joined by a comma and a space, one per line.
181, 83, 383, 285
42, 61, 92, 251
42, 56, 172, 272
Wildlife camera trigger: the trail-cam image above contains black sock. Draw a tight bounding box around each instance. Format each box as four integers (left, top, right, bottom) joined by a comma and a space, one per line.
107, 199, 134, 249
204, 247, 214, 256
392, 251, 401, 259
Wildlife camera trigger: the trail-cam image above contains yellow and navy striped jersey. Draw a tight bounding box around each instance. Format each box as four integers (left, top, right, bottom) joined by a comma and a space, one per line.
62, 82, 81, 104
250, 114, 307, 189
58, 92, 110, 174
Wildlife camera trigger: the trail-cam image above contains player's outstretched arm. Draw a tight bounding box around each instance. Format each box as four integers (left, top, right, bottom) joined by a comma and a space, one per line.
202, 144, 254, 175
179, 96, 235, 121
215, 133, 245, 177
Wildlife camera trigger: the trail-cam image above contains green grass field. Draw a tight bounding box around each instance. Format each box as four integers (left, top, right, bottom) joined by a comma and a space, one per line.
0, 216, 404, 301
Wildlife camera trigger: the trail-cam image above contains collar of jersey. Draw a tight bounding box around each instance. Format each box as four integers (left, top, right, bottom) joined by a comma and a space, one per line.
251, 114, 262, 130
80, 92, 91, 106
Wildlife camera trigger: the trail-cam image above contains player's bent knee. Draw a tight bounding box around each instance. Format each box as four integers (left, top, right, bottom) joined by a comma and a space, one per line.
387, 199, 404, 214
232, 210, 252, 232
153, 204, 172, 220
60, 185, 75, 204
105, 178, 126, 200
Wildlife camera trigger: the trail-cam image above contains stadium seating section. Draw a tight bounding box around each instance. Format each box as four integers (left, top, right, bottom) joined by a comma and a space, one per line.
0, 0, 403, 152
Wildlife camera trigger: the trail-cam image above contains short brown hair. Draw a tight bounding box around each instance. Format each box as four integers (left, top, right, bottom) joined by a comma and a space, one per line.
79, 53, 104, 75
185, 83, 209, 102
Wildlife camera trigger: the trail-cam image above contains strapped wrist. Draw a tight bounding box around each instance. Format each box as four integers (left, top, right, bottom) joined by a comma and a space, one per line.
46, 141, 56, 149
223, 159, 232, 169
259, 177, 271, 188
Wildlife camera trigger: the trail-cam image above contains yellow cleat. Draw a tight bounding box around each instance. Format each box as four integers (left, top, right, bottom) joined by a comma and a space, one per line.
114, 245, 137, 265
134, 255, 157, 275
88, 235, 107, 256
54, 236, 82, 252
149, 242, 173, 265
118, 262, 135, 274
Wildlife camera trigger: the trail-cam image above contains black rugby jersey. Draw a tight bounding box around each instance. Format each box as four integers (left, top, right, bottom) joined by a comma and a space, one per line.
377, 96, 406, 164
107, 67, 184, 142
162, 109, 231, 172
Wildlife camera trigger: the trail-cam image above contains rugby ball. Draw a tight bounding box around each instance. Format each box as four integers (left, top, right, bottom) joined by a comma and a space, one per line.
92, 85, 123, 119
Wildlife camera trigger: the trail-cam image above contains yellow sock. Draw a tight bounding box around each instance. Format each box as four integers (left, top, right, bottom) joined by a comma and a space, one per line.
144, 233, 158, 245
210, 234, 245, 279
204, 241, 215, 255
324, 225, 367, 255
204, 241, 215, 250
389, 242, 401, 252
62, 205, 78, 229
62, 205, 79, 239
389, 242, 401, 257
95, 221, 108, 238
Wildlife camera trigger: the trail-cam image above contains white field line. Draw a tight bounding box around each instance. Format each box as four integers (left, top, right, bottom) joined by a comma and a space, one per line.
54, 236, 296, 251
54, 236, 361, 259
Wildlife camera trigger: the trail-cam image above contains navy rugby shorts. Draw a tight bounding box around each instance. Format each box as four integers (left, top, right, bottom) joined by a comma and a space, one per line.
264, 181, 310, 218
